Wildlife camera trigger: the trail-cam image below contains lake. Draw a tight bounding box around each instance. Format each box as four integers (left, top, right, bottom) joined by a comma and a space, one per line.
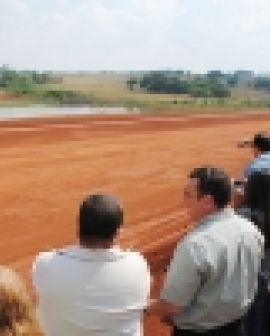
0, 106, 138, 120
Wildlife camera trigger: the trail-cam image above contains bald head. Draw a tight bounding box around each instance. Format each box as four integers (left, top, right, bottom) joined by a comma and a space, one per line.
79, 194, 123, 243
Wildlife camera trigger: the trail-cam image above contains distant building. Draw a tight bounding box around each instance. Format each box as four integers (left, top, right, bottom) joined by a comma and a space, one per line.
234, 70, 254, 84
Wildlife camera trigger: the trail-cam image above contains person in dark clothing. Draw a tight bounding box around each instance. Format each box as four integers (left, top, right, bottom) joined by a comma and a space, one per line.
237, 132, 270, 178
237, 169, 270, 336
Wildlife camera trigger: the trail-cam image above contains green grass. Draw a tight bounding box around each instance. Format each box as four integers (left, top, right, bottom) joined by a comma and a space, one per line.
41, 73, 187, 106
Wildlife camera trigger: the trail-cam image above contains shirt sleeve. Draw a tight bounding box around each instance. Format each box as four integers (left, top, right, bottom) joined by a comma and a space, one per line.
135, 252, 151, 307
244, 160, 257, 178
32, 251, 55, 293
143, 256, 151, 306
161, 238, 206, 308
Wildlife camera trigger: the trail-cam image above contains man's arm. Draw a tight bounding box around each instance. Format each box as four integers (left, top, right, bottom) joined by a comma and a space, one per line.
147, 239, 206, 322
146, 298, 181, 324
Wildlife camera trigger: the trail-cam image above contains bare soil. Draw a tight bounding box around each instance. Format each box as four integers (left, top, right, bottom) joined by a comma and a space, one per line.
1, 111, 270, 335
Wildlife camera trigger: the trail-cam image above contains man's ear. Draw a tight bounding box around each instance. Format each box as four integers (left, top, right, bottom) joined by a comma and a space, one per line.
202, 194, 214, 209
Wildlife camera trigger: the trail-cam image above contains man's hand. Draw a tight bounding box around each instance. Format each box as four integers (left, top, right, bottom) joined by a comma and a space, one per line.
145, 298, 180, 325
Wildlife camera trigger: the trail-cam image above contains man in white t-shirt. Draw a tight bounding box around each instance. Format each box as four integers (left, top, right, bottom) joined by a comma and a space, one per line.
33, 194, 150, 336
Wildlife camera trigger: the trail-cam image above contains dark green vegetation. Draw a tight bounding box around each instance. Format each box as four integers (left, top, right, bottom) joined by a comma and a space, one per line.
0, 66, 50, 95
128, 70, 270, 98
128, 71, 230, 98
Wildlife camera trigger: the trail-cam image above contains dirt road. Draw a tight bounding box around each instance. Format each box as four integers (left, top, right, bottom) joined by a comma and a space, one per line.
0, 111, 269, 335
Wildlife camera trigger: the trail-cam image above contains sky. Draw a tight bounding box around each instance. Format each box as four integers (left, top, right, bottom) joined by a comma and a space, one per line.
0, 0, 270, 72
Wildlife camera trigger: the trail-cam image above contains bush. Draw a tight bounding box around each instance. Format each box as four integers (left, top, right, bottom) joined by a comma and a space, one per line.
128, 72, 231, 98
40, 90, 93, 105
138, 72, 189, 94
5, 74, 33, 95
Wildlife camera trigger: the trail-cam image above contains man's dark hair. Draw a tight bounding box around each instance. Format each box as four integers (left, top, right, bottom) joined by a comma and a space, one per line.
253, 132, 270, 152
189, 167, 231, 209
79, 194, 123, 243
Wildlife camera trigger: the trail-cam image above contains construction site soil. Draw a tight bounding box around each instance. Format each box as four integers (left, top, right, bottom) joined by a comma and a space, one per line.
1, 111, 270, 335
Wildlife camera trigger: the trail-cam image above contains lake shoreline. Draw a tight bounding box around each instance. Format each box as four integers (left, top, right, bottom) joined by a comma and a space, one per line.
0, 106, 270, 123
0, 106, 140, 121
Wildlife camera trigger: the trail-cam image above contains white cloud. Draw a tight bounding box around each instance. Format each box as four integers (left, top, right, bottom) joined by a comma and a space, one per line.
0, 0, 269, 71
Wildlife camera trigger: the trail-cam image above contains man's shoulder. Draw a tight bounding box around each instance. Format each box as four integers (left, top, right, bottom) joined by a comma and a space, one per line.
32, 249, 61, 287
234, 209, 259, 228
36, 249, 58, 259
246, 154, 270, 174
237, 212, 264, 237
222, 209, 262, 236
33, 249, 59, 271
120, 249, 149, 269
121, 251, 150, 283
224, 211, 264, 248
185, 209, 260, 244
176, 210, 263, 265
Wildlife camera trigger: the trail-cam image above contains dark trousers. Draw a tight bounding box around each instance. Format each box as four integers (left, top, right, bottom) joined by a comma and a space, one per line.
173, 318, 242, 336
242, 276, 270, 336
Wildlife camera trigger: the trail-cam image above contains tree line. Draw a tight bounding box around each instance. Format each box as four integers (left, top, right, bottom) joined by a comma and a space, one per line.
127, 70, 270, 98
127, 72, 231, 98
0, 66, 50, 95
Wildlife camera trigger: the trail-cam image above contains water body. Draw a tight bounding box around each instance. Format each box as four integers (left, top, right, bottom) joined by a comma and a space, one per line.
0, 106, 139, 121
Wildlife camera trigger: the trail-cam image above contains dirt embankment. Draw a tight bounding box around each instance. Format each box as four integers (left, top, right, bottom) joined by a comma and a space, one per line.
0, 111, 270, 335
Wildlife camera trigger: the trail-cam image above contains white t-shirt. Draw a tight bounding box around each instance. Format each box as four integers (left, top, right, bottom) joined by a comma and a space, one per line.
33, 245, 150, 336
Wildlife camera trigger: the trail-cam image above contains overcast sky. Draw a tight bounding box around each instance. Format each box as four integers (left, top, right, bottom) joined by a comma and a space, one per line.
1, 0, 270, 72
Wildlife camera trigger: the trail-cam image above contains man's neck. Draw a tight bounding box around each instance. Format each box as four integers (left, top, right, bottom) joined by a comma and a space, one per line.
193, 206, 229, 223
79, 240, 116, 250
255, 151, 270, 158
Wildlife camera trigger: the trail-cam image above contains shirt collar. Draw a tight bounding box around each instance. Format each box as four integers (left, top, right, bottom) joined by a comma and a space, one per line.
257, 152, 270, 159
198, 206, 234, 227
59, 244, 125, 261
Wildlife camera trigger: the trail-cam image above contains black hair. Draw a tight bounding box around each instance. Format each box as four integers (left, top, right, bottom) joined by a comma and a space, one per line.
245, 169, 270, 249
79, 194, 123, 243
253, 132, 270, 152
189, 166, 231, 209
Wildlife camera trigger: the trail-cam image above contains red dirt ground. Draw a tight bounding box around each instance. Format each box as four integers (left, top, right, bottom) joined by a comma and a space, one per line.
1, 111, 270, 335
0, 91, 14, 100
